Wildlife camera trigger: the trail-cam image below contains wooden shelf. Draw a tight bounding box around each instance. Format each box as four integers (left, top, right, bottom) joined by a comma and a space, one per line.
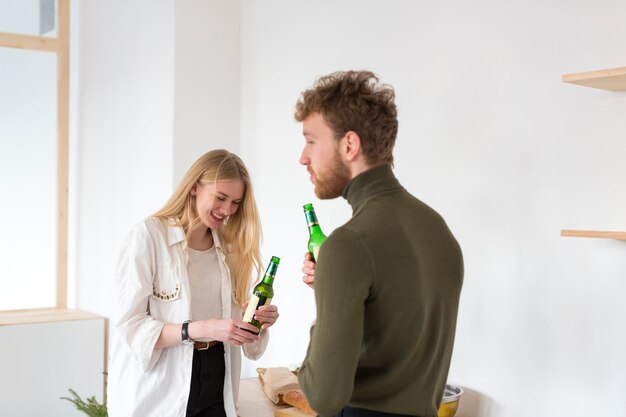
562, 66, 626, 91
0, 308, 103, 326
561, 229, 626, 240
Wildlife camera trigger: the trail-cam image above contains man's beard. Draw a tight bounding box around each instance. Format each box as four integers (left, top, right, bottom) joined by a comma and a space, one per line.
314, 153, 351, 199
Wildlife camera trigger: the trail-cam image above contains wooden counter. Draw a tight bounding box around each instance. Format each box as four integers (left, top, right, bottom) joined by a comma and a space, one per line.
238, 377, 466, 417
238, 377, 290, 417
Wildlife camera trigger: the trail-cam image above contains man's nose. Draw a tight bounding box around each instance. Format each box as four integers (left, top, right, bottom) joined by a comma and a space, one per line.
299, 151, 309, 166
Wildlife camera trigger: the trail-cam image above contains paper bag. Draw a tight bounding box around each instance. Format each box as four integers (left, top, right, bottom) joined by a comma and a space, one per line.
257, 367, 300, 405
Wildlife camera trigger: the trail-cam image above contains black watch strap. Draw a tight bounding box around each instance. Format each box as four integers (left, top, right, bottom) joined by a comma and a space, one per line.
181, 320, 193, 343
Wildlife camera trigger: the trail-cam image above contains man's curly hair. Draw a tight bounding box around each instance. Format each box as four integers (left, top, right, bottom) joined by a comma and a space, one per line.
295, 70, 398, 166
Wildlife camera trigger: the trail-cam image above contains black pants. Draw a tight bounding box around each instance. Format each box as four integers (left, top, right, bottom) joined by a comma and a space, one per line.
186, 343, 226, 417
332, 406, 418, 417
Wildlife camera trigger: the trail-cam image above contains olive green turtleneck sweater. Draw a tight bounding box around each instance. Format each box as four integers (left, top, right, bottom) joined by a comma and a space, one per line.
298, 165, 463, 417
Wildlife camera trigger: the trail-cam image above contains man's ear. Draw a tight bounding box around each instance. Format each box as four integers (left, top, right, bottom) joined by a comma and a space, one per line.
340, 131, 362, 162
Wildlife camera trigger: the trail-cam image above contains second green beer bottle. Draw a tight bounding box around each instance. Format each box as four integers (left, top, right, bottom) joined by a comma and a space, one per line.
303, 203, 327, 262
242, 256, 280, 332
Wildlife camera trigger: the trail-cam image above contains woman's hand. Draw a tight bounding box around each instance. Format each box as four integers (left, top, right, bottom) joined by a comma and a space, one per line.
254, 304, 279, 330
302, 252, 316, 289
191, 318, 260, 346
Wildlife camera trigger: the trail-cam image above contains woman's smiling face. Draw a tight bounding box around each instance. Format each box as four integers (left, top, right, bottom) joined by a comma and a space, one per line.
192, 179, 245, 230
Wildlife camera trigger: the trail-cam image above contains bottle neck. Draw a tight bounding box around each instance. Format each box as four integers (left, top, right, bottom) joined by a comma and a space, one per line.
305, 211, 323, 235
308, 224, 323, 235
262, 263, 278, 285
262, 274, 274, 286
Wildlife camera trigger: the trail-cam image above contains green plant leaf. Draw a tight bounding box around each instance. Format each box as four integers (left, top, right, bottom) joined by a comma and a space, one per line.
60, 388, 108, 417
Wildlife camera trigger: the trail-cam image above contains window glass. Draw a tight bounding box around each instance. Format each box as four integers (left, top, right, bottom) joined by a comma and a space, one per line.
0, 0, 57, 37
0, 47, 58, 310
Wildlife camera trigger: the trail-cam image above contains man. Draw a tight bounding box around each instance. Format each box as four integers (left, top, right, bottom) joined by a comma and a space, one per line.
295, 71, 464, 417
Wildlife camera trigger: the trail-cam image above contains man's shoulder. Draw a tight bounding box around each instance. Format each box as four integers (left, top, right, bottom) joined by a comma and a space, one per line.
320, 225, 370, 263
326, 224, 365, 245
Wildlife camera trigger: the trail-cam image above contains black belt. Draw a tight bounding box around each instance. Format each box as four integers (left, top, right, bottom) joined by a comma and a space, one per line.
193, 341, 222, 350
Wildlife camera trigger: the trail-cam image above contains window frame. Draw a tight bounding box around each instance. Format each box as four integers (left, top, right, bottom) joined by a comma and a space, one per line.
0, 0, 70, 311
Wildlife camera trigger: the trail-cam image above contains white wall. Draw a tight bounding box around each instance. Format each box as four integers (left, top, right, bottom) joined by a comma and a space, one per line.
72, 0, 241, 318
239, 1, 626, 417
71, 1, 626, 416
173, 0, 241, 179
73, 0, 176, 318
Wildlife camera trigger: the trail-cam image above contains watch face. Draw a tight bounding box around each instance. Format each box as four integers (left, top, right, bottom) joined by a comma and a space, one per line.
182, 321, 193, 342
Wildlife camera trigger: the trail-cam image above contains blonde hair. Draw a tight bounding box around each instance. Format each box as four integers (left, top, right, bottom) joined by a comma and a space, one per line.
153, 149, 262, 306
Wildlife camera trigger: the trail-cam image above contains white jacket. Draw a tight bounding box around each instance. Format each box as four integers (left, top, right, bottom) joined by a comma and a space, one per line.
107, 217, 269, 417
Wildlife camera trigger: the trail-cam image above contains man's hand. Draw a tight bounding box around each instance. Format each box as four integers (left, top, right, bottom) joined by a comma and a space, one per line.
302, 252, 316, 289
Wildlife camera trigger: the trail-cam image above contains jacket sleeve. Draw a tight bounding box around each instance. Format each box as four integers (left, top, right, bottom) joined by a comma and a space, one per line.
242, 329, 269, 360
114, 222, 165, 372
297, 228, 374, 417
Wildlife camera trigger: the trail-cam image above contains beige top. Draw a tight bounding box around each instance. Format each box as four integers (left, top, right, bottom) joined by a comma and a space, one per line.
187, 245, 222, 322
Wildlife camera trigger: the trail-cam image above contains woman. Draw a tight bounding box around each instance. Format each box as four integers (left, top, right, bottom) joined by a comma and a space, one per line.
107, 150, 279, 417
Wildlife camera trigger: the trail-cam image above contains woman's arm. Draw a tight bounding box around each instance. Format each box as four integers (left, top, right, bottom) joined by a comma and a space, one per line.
114, 222, 165, 371
154, 319, 261, 349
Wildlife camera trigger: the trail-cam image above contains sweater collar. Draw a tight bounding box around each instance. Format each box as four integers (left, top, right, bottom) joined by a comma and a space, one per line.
342, 164, 402, 211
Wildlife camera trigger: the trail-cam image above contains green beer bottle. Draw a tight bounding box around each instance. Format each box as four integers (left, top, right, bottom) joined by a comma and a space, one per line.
242, 256, 280, 331
303, 203, 327, 262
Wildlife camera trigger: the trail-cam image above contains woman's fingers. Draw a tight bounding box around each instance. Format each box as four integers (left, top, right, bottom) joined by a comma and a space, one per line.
232, 320, 260, 342
255, 305, 279, 328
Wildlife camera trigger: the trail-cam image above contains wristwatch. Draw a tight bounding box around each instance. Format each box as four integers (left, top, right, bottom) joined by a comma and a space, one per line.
181, 320, 194, 344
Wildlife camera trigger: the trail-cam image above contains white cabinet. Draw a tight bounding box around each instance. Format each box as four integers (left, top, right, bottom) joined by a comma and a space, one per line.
0, 309, 106, 417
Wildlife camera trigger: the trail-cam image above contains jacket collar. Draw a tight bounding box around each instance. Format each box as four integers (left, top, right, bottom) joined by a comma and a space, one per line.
165, 218, 222, 250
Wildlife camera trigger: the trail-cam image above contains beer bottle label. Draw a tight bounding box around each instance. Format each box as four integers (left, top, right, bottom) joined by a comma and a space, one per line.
243, 294, 272, 322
